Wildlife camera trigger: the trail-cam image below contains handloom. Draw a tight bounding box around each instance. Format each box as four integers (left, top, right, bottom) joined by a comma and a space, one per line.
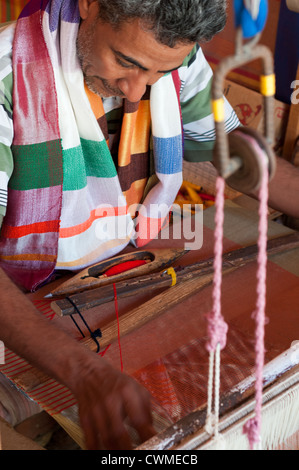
0, 205, 298, 450
0, 0, 298, 451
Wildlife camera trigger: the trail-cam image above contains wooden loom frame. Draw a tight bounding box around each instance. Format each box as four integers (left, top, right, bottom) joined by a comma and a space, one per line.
6, 227, 297, 451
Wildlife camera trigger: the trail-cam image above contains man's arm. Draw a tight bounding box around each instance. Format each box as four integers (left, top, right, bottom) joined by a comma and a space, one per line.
267, 156, 299, 219
0, 267, 154, 449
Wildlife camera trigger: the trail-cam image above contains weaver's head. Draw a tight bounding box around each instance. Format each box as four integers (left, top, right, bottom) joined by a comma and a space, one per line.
93, 0, 227, 47
77, 0, 226, 101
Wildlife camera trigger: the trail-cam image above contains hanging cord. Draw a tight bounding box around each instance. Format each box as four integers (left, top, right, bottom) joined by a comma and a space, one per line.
205, 176, 228, 447
66, 296, 102, 353
242, 136, 269, 450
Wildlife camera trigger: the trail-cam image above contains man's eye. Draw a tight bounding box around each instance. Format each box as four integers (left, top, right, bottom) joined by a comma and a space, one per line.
116, 58, 135, 69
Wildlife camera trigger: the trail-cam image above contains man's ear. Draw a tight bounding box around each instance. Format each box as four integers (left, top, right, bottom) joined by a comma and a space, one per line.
78, 0, 98, 20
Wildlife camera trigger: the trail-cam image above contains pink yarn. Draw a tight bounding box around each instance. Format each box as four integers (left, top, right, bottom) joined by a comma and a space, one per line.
242, 135, 269, 449
206, 135, 269, 449
206, 176, 228, 353
243, 417, 260, 450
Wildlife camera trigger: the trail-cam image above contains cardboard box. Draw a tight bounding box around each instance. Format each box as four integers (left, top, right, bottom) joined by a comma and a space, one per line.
224, 79, 290, 152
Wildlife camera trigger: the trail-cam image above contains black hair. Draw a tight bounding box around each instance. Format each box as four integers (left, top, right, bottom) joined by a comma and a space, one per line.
96, 0, 227, 46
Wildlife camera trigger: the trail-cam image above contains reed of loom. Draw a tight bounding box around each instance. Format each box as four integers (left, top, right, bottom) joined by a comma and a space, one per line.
137, 350, 299, 450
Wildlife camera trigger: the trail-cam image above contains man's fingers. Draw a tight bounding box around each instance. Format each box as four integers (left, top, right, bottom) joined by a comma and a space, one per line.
77, 367, 155, 450
81, 396, 133, 450
100, 398, 133, 450
123, 385, 156, 444
80, 411, 103, 450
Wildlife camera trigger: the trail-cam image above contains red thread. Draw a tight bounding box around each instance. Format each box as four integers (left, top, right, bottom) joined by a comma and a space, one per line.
98, 344, 111, 357
113, 283, 124, 372
104, 259, 147, 277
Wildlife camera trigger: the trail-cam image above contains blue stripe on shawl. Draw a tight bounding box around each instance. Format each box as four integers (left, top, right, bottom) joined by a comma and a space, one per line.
20, 0, 80, 31
46, 0, 80, 31
153, 135, 183, 174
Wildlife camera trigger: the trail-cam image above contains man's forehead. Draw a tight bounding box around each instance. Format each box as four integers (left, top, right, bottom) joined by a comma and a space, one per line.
93, 18, 195, 69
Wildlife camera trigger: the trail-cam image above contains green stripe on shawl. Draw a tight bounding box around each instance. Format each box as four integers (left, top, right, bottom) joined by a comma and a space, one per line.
0, 72, 13, 117
81, 138, 117, 178
63, 138, 117, 191
0, 142, 13, 179
183, 139, 214, 162
10, 140, 63, 190
181, 76, 213, 125
0, 142, 13, 216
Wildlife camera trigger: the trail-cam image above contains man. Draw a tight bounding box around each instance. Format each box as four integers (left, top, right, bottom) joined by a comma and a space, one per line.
0, 0, 298, 450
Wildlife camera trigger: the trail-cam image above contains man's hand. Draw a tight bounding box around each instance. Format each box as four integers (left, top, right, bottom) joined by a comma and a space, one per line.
73, 355, 155, 450
0, 268, 155, 451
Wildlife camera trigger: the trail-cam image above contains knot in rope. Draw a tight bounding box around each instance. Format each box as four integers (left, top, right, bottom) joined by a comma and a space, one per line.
206, 312, 228, 353
243, 417, 261, 450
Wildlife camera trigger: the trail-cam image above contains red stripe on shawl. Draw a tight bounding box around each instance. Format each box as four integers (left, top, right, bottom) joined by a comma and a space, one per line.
134, 213, 170, 248
12, 10, 61, 145
1, 220, 60, 238
59, 206, 129, 238
171, 69, 181, 100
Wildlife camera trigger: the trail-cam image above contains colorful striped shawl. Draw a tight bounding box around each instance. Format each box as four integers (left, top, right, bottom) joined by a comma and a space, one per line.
0, 0, 184, 291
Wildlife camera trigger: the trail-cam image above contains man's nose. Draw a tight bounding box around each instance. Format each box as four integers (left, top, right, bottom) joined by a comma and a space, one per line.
117, 72, 149, 103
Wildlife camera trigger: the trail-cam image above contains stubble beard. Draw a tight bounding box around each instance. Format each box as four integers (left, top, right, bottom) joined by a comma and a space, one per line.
76, 23, 123, 98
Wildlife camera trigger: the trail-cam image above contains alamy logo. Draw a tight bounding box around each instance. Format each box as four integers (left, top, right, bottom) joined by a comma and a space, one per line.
291, 80, 299, 104
94, 201, 204, 250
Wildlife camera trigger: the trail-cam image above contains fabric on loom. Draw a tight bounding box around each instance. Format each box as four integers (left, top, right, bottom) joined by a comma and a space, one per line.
0, 298, 263, 429
0, 0, 239, 292
133, 325, 260, 426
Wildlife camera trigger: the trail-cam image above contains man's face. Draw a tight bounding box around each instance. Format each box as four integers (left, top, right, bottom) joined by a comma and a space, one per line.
77, 2, 195, 102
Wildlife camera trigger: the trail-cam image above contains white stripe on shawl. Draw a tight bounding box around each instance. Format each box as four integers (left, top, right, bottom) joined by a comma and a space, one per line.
183, 97, 240, 142
59, 176, 128, 228
56, 218, 134, 268
150, 73, 182, 139
179, 48, 213, 103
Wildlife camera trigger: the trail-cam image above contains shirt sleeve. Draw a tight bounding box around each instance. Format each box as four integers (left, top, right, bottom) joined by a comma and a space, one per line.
0, 26, 15, 229
179, 44, 240, 163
